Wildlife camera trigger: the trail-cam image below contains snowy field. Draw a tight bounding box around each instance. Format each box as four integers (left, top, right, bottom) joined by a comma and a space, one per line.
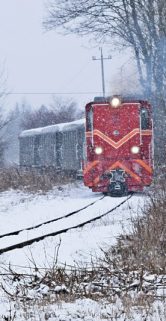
0, 182, 142, 268
0, 182, 165, 320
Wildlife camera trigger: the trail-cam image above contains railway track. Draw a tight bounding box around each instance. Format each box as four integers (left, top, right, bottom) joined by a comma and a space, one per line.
0, 195, 105, 239
0, 193, 133, 255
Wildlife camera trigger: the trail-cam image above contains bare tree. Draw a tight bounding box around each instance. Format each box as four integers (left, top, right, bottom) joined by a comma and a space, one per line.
21, 97, 83, 130
45, 0, 166, 99
0, 113, 11, 167
0, 64, 11, 167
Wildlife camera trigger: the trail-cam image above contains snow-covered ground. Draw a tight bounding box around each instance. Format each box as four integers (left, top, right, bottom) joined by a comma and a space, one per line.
0, 182, 165, 320
0, 182, 142, 268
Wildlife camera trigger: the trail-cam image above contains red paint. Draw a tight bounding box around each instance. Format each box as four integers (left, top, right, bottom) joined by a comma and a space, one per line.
84, 98, 153, 193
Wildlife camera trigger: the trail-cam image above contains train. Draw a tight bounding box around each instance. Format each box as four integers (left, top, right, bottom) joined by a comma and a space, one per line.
19, 95, 154, 196
84, 96, 153, 195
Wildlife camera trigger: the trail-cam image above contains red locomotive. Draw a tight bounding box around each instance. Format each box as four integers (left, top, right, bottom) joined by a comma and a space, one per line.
83, 96, 153, 196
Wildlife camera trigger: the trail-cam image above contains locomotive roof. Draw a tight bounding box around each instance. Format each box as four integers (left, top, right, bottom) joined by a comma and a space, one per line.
19, 118, 85, 138
93, 95, 149, 104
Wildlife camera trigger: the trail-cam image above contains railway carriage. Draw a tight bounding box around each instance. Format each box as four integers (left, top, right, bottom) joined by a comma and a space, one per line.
19, 119, 85, 175
83, 96, 153, 195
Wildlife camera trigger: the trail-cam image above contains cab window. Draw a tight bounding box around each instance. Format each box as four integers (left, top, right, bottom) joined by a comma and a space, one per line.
141, 108, 149, 129
87, 108, 93, 132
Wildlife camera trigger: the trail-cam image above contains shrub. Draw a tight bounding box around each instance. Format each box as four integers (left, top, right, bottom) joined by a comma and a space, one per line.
102, 176, 166, 274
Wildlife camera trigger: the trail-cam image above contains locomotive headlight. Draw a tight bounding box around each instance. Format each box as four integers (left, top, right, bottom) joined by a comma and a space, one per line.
111, 96, 121, 108
94, 146, 103, 155
131, 146, 140, 154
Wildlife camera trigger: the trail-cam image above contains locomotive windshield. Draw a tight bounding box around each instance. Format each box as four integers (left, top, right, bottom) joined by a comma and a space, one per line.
87, 107, 93, 132
141, 108, 149, 129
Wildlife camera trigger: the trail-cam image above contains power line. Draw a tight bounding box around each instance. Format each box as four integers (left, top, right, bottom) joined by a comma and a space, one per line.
60, 60, 91, 89
7, 91, 103, 95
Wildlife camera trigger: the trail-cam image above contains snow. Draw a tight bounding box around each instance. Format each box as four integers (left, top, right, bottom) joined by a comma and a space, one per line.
0, 182, 142, 268
19, 118, 85, 137
0, 182, 165, 320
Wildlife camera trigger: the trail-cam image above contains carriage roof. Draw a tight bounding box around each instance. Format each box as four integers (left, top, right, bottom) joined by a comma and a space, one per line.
19, 118, 85, 138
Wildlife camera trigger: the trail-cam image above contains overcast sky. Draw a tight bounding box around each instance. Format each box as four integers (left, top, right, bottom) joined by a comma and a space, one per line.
0, 0, 136, 111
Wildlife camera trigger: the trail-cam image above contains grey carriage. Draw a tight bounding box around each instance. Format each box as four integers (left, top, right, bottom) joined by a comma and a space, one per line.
19, 119, 85, 176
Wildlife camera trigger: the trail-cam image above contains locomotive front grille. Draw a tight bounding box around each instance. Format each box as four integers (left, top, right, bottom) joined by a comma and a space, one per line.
110, 169, 125, 182
108, 169, 127, 196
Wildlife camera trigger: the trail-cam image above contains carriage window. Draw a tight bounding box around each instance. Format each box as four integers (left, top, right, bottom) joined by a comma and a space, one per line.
141, 108, 149, 129
87, 108, 93, 132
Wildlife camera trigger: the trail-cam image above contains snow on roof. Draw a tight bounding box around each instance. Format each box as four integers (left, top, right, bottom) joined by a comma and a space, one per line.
19, 118, 85, 138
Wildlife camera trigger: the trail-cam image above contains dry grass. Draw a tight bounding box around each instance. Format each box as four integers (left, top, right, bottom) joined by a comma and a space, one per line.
101, 174, 166, 274
1, 256, 166, 320
0, 167, 76, 193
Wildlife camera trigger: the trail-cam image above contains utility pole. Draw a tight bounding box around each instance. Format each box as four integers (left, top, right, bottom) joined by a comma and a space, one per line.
92, 47, 111, 97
